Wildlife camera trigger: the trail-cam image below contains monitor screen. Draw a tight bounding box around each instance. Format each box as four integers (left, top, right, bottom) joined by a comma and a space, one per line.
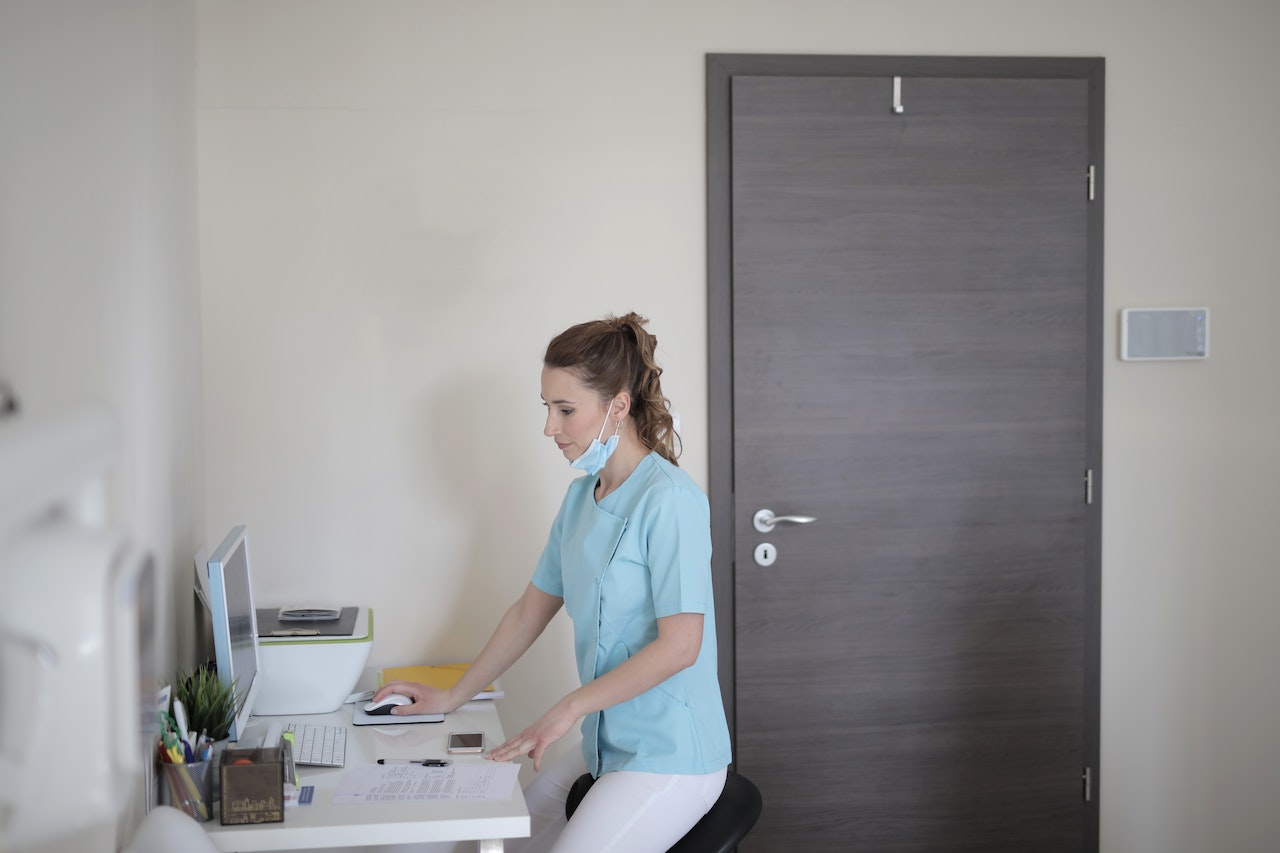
206, 525, 261, 743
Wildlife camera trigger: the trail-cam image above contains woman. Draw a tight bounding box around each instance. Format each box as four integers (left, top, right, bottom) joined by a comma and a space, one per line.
373, 312, 731, 853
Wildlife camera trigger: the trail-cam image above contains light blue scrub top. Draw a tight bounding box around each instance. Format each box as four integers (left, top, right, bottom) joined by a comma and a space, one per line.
532, 451, 732, 777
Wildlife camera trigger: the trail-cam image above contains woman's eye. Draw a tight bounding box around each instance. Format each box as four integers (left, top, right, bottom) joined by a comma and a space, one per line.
560, 409, 574, 417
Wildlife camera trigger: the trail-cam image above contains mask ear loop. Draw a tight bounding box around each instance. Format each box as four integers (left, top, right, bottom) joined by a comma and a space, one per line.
594, 398, 618, 445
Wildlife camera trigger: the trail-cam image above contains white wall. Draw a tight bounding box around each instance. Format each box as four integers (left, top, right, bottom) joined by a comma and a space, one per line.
0, 0, 203, 689
0, 0, 203, 847
193, 2, 1280, 852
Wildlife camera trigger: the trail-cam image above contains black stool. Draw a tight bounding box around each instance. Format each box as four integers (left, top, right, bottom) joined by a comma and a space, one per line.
565, 770, 762, 853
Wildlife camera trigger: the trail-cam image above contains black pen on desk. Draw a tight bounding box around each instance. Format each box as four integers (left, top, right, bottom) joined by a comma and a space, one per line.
378, 758, 452, 766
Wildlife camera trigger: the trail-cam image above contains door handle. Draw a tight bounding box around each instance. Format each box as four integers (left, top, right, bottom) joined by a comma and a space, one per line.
753, 509, 817, 534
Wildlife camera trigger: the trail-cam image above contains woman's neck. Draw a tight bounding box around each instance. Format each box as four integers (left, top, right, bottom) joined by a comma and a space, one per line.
594, 439, 648, 501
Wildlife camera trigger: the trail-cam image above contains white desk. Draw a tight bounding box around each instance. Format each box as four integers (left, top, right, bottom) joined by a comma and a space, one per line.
201, 700, 529, 852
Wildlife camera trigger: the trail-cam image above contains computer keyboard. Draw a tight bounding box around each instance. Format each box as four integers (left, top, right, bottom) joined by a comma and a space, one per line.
285, 722, 348, 768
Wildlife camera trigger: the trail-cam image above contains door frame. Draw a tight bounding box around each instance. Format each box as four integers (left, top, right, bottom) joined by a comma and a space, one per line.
705, 53, 1105, 846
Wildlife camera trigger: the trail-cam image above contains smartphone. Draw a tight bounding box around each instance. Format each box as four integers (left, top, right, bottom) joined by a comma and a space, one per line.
447, 732, 485, 754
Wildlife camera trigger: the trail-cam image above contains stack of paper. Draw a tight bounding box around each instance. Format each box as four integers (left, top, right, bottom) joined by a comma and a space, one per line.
379, 663, 504, 700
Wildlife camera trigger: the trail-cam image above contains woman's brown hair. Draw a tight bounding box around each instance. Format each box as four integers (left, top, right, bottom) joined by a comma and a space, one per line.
543, 312, 681, 465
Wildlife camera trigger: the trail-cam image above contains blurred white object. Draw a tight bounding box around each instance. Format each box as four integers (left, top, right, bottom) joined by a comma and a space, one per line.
121, 806, 219, 853
0, 404, 115, 537
0, 406, 156, 853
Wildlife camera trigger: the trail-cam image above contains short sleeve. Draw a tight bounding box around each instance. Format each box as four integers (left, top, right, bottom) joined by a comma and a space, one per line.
531, 495, 569, 598
645, 484, 713, 618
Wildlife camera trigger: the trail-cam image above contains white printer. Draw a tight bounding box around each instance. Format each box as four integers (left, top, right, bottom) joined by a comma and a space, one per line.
254, 606, 373, 715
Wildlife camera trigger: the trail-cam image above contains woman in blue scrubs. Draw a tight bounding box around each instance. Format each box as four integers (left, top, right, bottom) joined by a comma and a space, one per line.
375, 312, 731, 853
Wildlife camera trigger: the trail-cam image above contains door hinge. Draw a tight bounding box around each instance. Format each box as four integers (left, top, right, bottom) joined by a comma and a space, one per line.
1084, 469, 1094, 505
1087, 165, 1096, 201
1083, 766, 1093, 802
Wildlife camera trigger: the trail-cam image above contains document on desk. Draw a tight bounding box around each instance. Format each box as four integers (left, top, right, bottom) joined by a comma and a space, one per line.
333, 762, 521, 803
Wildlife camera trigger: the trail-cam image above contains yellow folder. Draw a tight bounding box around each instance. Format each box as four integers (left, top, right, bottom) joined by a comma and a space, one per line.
379, 663, 503, 700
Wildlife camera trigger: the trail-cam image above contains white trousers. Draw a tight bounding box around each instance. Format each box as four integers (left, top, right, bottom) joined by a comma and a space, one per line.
509, 749, 727, 853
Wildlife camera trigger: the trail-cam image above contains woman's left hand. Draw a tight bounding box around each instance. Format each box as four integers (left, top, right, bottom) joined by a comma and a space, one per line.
485, 704, 579, 771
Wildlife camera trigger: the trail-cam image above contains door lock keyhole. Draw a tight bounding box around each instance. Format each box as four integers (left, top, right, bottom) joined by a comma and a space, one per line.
754, 542, 777, 567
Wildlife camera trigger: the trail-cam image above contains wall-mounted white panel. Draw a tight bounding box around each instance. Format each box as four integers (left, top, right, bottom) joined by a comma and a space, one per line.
1120, 308, 1210, 360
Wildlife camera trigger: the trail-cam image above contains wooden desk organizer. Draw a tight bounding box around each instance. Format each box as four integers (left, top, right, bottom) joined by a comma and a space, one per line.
219, 745, 285, 825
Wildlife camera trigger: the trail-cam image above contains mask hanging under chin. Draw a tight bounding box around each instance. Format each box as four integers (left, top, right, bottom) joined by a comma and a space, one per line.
570, 404, 620, 475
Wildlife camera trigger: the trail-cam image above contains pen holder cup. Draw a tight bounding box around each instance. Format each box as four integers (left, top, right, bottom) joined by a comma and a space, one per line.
159, 758, 215, 822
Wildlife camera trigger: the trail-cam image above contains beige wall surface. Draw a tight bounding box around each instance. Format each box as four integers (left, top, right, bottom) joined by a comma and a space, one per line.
11, 0, 1271, 850
0, 0, 203, 847
1, 0, 204, 685
189, 1, 1271, 852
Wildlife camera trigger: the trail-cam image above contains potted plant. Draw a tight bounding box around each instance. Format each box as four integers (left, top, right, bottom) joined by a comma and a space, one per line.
168, 664, 241, 742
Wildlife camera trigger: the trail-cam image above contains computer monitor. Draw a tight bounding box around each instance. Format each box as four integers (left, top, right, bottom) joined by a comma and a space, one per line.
206, 525, 262, 743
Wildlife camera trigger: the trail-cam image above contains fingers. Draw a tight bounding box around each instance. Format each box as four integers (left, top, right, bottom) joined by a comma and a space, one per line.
375, 682, 452, 716
390, 693, 429, 716
484, 731, 549, 771
484, 736, 522, 762
372, 681, 411, 702
486, 732, 536, 764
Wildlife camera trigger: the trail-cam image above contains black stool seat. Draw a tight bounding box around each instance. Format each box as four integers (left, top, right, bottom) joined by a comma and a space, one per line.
565, 769, 762, 853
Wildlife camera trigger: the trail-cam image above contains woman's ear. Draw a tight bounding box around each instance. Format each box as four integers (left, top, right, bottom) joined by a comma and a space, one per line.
611, 391, 633, 422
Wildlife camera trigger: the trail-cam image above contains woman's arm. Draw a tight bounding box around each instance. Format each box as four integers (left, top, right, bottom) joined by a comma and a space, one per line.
486, 611, 704, 770
375, 582, 563, 715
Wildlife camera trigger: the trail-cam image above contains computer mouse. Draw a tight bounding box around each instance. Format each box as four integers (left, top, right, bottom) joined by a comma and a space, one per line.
364, 693, 414, 715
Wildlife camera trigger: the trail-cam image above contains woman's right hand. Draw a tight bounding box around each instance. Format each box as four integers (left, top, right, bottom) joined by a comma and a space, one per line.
372, 680, 458, 716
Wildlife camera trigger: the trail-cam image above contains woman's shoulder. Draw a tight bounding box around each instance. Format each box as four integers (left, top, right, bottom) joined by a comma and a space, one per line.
634, 452, 706, 501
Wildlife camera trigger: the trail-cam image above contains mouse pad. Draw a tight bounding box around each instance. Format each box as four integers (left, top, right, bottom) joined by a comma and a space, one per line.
352, 704, 445, 726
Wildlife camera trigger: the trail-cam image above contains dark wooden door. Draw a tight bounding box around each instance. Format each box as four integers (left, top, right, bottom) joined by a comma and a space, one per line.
707, 56, 1103, 852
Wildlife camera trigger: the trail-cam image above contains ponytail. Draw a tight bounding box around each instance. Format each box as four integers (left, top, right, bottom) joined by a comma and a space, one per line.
544, 312, 681, 465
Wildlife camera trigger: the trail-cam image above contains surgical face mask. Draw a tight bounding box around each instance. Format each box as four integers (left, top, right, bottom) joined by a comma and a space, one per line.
570, 401, 620, 475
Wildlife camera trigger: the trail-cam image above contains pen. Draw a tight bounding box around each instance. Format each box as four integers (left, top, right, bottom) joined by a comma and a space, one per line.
378, 758, 452, 766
